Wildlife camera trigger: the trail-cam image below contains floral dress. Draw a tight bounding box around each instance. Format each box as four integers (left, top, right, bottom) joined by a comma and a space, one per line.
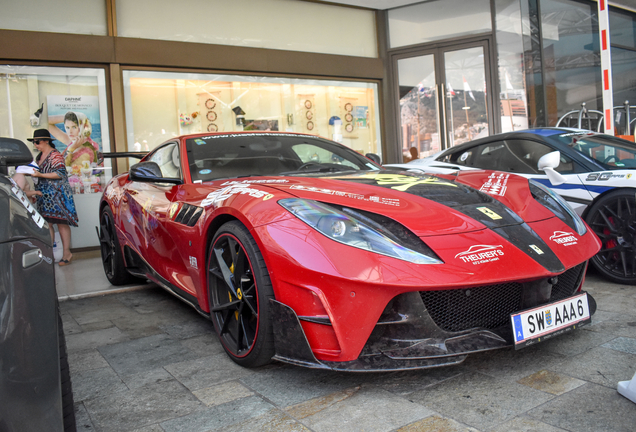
35, 150, 79, 227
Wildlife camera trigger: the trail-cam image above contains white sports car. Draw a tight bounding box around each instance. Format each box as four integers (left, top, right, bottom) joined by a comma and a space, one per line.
386, 128, 636, 284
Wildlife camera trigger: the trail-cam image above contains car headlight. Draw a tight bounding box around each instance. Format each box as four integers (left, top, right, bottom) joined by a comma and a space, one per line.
279, 198, 443, 265
529, 180, 587, 235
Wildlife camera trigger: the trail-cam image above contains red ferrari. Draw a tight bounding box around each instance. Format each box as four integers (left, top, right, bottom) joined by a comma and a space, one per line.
98, 132, 601, 371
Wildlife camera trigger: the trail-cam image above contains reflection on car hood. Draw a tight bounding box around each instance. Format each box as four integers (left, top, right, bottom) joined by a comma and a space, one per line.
230, 170, 529, 237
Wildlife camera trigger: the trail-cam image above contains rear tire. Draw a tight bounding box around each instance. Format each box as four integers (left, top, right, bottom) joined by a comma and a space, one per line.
207, 221, 275, 367
585, 189, 636, 284
99, 206, 138, 285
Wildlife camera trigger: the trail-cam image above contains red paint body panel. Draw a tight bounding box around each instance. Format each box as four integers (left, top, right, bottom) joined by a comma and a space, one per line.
99, 132, 601, 367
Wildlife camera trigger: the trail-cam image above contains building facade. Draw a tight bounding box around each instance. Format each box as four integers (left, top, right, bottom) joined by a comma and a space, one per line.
1, 0, 635, 248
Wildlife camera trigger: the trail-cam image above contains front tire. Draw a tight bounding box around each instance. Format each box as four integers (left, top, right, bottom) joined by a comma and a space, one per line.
207, 221, 275, 367
585, 189, 636, 284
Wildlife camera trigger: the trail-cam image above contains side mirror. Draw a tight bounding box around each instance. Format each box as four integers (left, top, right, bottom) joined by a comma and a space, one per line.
0, 138, 34, 176
365, 153, 382, 165
129, 161, 181, 184
537, 151, 567, 186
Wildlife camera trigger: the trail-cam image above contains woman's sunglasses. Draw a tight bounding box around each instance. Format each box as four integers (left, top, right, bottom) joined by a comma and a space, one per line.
33, 139, 49, 144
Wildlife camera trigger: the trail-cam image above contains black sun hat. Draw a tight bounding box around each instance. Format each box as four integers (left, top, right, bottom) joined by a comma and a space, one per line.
27, 129, 55, 147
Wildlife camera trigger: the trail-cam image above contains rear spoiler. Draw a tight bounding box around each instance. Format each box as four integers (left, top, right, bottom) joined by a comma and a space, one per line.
101, 152, 147, 160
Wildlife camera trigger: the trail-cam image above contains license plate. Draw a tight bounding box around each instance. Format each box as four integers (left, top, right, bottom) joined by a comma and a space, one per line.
511, 292, 591, 349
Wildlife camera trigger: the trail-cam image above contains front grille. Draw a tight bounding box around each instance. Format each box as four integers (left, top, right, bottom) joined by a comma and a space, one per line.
551, 262, 586, 301
420, 283, 523, 332
419, 263, 588, 333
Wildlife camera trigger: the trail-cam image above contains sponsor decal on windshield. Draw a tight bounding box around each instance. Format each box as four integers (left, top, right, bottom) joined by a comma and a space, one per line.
550, 231, 578, 246
455, 245, 504, 265
221, 179, 289, 185
480, 172, 509, 196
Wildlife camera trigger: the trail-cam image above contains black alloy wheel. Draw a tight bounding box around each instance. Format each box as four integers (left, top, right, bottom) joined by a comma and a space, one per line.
585, 189, 636, 284
208, 221, 275, 367
98, 207, 136, 285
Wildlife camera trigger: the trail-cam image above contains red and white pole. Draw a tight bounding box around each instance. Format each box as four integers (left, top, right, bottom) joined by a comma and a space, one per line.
598, 0, 614, 135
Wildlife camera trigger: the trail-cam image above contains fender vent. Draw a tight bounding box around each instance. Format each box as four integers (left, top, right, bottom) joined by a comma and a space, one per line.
174, 204, 203, 226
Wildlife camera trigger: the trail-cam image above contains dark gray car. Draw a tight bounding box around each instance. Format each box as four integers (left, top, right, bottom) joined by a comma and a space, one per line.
0, 137, 75, 431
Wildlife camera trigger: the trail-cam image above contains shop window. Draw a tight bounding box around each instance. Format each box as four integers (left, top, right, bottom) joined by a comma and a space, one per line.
0, 65, 112, 193
122, 70, 381, 159
540, 0, 602, 126
0, 65, 112, 249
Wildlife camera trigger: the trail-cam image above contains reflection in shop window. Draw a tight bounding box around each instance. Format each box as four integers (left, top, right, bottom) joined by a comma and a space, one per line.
540, 0, 602, 126
122, 71, 381, 160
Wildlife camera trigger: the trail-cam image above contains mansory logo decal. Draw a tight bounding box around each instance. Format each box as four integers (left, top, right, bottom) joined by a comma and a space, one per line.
201, 185, 274, 206
455, 245, 504, 265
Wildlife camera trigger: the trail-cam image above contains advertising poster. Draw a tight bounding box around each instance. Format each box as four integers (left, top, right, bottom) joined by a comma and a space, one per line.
353, 105, 368, 129
46, 95, 104, 194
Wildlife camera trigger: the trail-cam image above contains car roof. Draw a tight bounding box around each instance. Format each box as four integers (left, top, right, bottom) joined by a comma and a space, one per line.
437, 127, 593, 155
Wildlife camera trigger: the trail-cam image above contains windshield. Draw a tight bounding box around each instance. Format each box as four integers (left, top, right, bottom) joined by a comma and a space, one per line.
554, 132, 636, 169
185, 133, 381, 182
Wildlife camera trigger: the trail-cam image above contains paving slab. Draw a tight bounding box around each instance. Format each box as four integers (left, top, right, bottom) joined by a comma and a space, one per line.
462, 344, 567, 382
192, 380, 255, 407
552, 345, 636, 389
68, 348, 110, 374
212, 409, 311, 432
98, 333, 200, 377
397, 415, 480, 432
407, 371, 554, 430
164, 352, 257, 391
66, 326, 130, 353
72, 366, 128, 401
239, 364, 364, 408
526, 383, 636, 432
486, 415, 569, 432
517, 369, 586, 395
295, 385, 435, 432
83, 379, 202, 431
372, 367, 466, 396
601, 336, 636, 355
159, 395, 275, 432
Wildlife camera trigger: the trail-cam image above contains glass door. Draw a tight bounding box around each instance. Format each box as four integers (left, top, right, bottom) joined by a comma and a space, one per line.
396, 41, 493, 161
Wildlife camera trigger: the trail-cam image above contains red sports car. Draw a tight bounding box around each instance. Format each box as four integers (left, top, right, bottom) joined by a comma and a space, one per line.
98, 132, 601, 371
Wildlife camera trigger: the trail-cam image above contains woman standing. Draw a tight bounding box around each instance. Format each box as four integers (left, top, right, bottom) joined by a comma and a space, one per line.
28, 129, 79, 265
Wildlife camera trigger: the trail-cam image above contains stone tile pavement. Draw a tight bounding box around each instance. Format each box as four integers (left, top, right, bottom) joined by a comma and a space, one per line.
61, 269, 636, 432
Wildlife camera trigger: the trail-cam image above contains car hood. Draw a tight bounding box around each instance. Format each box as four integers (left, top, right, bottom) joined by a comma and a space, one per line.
240, 169, 545, 238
